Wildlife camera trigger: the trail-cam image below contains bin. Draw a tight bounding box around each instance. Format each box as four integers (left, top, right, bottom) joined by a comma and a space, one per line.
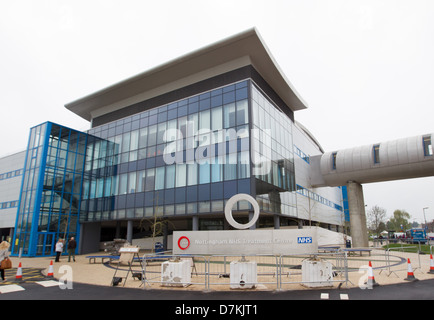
346, 240, 351, 248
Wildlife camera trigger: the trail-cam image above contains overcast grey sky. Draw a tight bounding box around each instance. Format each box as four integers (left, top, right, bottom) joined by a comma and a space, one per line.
1, 0, 433, 223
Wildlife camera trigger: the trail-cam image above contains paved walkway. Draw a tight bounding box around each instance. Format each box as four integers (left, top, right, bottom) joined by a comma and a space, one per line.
4, 249, 434, 291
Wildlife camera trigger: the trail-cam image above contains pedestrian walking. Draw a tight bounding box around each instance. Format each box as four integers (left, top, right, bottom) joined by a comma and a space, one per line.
55, 239, 64, 262
0, 241, 10, 282
67, 237, 77, 262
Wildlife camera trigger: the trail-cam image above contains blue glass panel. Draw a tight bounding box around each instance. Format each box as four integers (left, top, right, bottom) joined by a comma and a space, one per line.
148, 114, 158, 125
211, 95, 223, 108
223, 181, 237, 199
223, 91, 236, 104
186, 185, 198, 202
134, 192, 145, 207
198, 184, 210, 201
188, 102, 199, 114
164, 189, 175, 205
175, 187, 186, 203
236, 87, 248, 100
199, 98, 210, 111
210, 182, 223, 200
237, 179, 250, 194
116, 194, 127, 209
168, 109, 178, 120
178, 105, 188, 116
158, 112, 167, 123
144, 191, 154, 206
126, 194, 135, 208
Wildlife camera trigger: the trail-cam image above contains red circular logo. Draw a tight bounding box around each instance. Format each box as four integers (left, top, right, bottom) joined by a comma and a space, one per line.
178, 236, 190, 250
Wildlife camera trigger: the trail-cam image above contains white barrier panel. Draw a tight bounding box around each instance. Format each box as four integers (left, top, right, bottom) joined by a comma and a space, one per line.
173, 229, 318, 255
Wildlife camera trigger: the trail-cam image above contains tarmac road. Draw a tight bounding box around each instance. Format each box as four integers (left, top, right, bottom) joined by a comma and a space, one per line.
0, 279, 430, 318
1, 278, 433, 300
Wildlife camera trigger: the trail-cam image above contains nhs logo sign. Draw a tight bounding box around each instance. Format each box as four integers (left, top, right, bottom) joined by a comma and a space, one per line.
297, 237, 313, 244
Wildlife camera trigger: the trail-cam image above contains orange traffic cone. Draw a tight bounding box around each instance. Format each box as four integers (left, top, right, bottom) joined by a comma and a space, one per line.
46, 260, 54, 278
404, 258, 418, 281
428, 255, 434, 274
365, 261, 379, 288
14, 262, 23, 282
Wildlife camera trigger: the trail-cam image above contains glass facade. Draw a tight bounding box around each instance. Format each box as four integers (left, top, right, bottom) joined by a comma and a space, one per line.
82, 80, 253, 222
251, 84, 297, 216
12, 123, 87, 256
12, 78, 302, 256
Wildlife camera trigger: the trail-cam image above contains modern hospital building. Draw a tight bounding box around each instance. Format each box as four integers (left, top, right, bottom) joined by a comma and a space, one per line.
1, 28, 433, 257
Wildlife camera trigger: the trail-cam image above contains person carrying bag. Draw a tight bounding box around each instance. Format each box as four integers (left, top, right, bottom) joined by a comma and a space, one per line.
0, 241, 11, 282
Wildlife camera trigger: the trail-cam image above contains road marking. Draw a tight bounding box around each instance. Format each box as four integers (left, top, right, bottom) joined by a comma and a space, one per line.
36, 280, 59, 287
340, 293, 349, 300
0, 284, 25, 294
320, 293, 329, 299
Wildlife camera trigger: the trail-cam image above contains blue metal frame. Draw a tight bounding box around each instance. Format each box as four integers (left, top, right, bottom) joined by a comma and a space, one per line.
12, 122, 87, 257
28, 122, 51, 256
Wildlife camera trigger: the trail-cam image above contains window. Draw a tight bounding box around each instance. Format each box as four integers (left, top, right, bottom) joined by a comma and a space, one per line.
128, 172, 136, 193
104, 178, 112, 197
212, 107, 223, 131
157, 122, 167, 145
176, 164, 187, 187
211, 156, 223, 182
130, 130, 139, 151
166, 165, 176, 189
331, 152, 337, 170
136, 170, 146, 192
138, 127, 148, 149
236, 99, 248, 126
199, 109, 210, 130
187, 163, 198, 186
121, 133, 130, 153
145, 168, 155, 192
373, 145, 380, 164
155, 167, 165, 190
423, 135, 433, 156
224, 153, 237, 180
224, 103, 236, 128
238, 151, 250, 179
118, 173, 128, 195
199, 163, 210, 184
148, 125, 157, 146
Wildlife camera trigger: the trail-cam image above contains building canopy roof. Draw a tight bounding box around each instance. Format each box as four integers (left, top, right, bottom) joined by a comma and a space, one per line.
65, 27, 308, 122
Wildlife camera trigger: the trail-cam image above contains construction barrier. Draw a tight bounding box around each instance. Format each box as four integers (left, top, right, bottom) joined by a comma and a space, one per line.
404, 258, 418, 282
104, 248, 434, 291
428, 254, 434, 274
14, 262, 23, 282
46, 260, 54, 278
366, 261, 379, 288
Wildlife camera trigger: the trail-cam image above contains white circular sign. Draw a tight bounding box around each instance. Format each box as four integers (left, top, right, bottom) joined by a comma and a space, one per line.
224, 194, 260, 230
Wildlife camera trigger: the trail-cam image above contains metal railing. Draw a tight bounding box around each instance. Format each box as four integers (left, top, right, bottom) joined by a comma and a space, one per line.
138, 251, 353, 290
108, 246, 428, 290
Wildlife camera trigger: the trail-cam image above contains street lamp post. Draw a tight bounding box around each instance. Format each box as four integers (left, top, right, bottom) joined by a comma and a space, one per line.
423, 207, 429, 231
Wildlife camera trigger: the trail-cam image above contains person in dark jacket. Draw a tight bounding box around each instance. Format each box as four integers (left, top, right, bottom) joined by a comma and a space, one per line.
67, 237, 77, 262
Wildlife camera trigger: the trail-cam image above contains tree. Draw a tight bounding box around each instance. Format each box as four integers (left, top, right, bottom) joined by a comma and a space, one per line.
367, 205, 387, 236
388, 209, 412, 232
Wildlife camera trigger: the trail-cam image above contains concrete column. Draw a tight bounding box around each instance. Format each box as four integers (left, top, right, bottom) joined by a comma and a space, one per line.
126, 220, 133, 244
249, 212, 256, 230
162, 222, 168, 251
192, 216, 199, 231
347, 181, 369, 247
274, 215, 280, 229
115, 221, 121, 239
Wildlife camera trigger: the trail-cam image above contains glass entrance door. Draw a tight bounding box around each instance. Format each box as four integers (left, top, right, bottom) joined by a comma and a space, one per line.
36, 232, 56, 256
